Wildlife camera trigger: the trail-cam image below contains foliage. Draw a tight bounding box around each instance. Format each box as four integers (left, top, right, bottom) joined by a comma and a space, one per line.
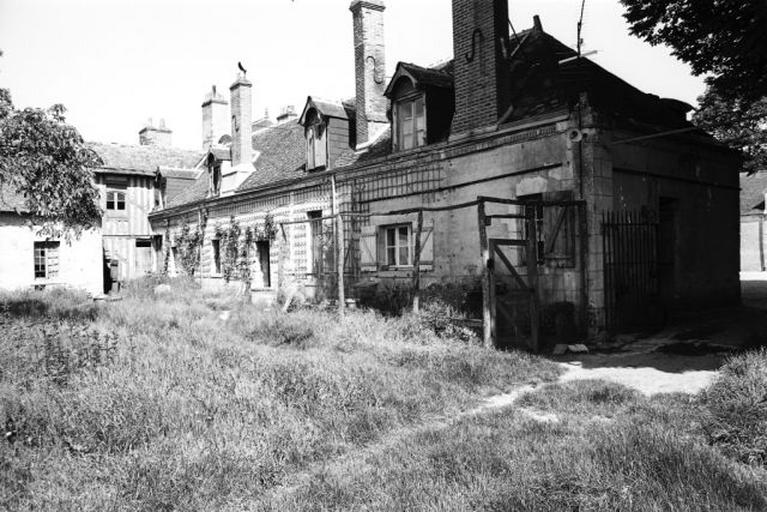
0, 285, 560, 510
284, 381, 767, 510
700, 349, 767, 466
357, 280, 413, 316
693, 86, 767, 174
214, 214, 277, 284
0, 88, 102, 234
215, 216, 242, 282
620, 0, 767, 103
174, 223, 204, 276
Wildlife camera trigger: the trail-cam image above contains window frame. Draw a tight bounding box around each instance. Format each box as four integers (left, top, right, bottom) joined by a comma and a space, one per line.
33, 241, 60, 280
305, 109, 327, 171
382, 223, 413, 268
105, 189, 126, 212
394, 92, 427, 152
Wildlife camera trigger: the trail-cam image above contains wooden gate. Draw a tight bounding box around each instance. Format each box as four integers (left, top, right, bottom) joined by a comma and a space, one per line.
478, 197, 586, 351
602, 210, 660, 332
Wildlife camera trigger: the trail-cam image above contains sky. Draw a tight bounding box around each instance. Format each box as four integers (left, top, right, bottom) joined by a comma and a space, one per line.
0, 0, 706, 150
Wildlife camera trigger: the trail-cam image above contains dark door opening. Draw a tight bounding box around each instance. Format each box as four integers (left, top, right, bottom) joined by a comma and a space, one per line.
257, 241, 271, 288
658, 197, 678, 310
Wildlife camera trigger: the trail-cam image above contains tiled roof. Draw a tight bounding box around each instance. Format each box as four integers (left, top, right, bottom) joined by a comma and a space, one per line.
239, 120, 307, 190
394, 62, 454, 91
88, 142, 204, 174
741, 171, 767, 215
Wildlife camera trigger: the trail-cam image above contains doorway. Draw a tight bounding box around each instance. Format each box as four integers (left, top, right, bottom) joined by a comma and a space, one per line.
658, 197, 678, 310
256, 241, 271, 288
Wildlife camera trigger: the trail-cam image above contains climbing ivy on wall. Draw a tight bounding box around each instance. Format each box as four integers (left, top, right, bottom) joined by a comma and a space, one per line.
174, 222, 205, 276
214, 214, 278, 284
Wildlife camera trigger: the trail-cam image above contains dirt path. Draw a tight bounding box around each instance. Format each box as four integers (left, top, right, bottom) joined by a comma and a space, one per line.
267, 355, 721, 504
556, 361, 719, 395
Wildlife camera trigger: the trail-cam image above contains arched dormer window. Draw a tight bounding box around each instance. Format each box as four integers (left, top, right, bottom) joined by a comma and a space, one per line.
304, 108, 327, 171
391, 77, 426, 151
384, 62, 455, 152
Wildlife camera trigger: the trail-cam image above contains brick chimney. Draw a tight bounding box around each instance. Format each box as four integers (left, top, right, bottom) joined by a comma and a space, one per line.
139, 118, 172, 146
201, 85, 229, 149
350, 0, 387, 147
450, 0, 511, 135
229, 69, 253, 167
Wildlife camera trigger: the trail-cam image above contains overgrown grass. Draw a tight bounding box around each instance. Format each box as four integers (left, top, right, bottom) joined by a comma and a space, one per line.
276, 380, 767, 511
0, 284, 559, 511
700, 348, 767, 466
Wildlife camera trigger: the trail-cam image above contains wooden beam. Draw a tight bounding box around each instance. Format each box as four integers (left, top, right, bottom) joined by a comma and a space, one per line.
492, 243, 529, 291
526, 208, 540, 353
477, 200, 495, 348
331, 175, 345, 317
412, 209, 424, 313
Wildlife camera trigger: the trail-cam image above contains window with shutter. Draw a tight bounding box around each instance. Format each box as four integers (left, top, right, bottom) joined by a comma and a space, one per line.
359, 225, 378, 272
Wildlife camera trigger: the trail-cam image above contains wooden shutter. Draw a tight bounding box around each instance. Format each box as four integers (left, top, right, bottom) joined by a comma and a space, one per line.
542, 191, 575, 267
418, 219, 434, 271
359, 225, 378, 272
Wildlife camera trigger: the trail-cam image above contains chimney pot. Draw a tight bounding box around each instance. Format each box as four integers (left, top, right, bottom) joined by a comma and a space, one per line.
201, 85, 229, 149
533, 15, 543, 32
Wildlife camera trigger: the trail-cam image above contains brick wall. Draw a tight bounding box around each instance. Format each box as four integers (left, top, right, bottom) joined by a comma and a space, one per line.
450, 0, 510, 135
350, 0, 387, 145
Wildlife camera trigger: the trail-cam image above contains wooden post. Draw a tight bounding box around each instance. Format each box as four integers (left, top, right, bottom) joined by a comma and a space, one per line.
412, 209, 424, 313
331, 175, 345, 316
526, 205, 540, 352
578, 203, 589, 337
477, 200, 495, 348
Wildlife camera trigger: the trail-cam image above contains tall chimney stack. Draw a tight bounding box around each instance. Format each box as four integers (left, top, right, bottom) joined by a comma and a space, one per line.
139, 118, 172, 146
450, 0, 511, 135
229, 68, 253, 167
201, 85, 229, 149
350, 0, 387, 147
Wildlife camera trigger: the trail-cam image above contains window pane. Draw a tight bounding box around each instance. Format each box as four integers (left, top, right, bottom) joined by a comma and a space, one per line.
398, 246, 409, 266
387, 247, 396, 266
398, 226, 409, 246
386, 228, 395, 247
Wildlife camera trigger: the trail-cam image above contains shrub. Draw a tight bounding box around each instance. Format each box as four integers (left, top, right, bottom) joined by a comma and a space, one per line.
356, 280, 412, 316
700, 348, 767, 466
0, 288, 99, 322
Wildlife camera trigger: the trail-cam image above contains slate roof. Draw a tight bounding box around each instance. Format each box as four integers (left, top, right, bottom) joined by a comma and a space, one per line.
385, 62, 454, 96
159, 22, 717, 213
165, 120, 309, 208
741, 171, 767, 215
88, 142, 204, 175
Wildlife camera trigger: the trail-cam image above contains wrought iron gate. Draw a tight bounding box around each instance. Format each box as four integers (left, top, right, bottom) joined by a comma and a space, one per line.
602, 210, 660, 332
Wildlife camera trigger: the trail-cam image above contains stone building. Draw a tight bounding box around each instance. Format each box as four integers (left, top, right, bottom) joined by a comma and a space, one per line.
89, 122, 204, 286
0, 187, 103, 295
148, 0, 741, 346
740, 171, 767, 271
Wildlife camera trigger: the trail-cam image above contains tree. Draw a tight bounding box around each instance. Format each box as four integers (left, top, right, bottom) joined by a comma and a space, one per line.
0, 88, 103, 234
693, 86, 767, 174
620, 0, 767, 103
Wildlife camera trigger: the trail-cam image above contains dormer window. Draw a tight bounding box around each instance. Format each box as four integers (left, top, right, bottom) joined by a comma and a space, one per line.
384, 62, 455, 153
211, 164, 221, 196
396, 95, 426, 150
304, 108, 327, 171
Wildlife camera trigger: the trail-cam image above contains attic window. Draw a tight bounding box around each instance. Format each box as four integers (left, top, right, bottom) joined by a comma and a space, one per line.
305, 108, 327, 171
391, 77, 426, 151
396, 96, 426, 150
210, 163, 221, 196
